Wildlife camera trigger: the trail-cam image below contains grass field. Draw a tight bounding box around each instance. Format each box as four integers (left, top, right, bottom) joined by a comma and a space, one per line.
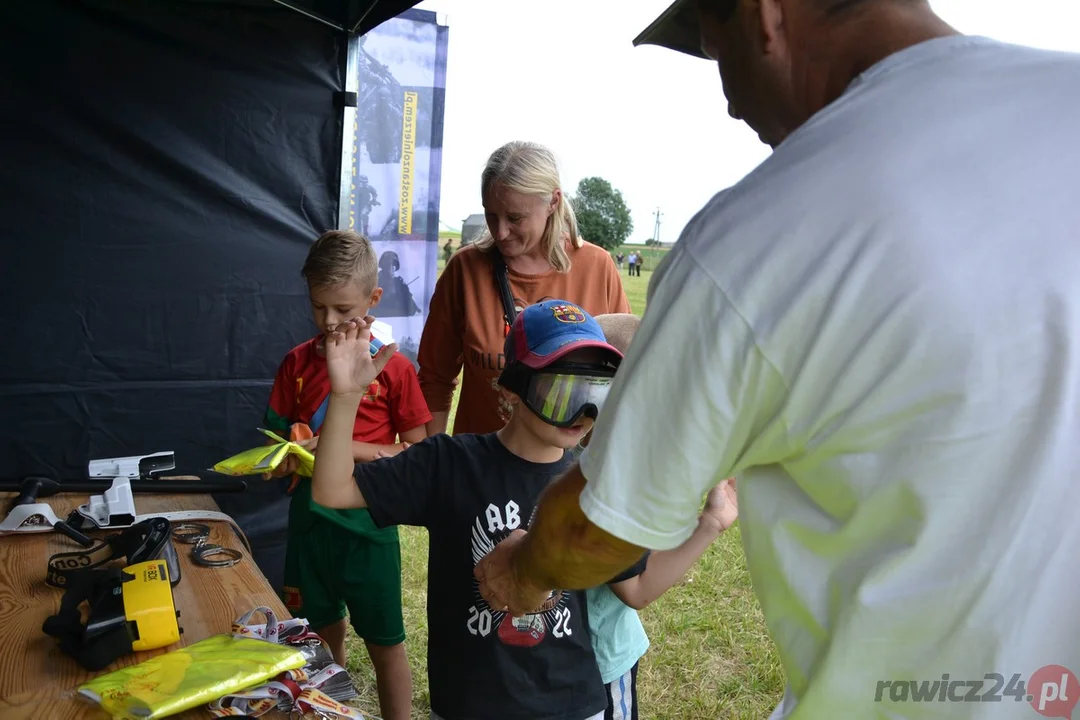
343, 241, 785, 719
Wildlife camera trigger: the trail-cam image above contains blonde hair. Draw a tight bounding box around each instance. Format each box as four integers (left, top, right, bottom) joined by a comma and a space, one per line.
474, 141, 583, 273
595, 313, 642, 355
301, 229, 378, 291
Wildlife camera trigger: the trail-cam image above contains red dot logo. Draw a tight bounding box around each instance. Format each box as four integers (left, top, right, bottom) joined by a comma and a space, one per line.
1030, 665, 1079, 719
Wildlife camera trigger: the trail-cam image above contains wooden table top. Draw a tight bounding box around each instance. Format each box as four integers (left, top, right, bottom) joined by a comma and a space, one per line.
0, 492, 291, 720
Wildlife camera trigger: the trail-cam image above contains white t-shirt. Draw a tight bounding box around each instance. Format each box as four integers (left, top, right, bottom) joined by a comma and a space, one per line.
580, 36, 1080, 719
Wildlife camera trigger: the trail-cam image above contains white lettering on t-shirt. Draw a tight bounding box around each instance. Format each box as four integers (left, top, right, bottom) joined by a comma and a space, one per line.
466, 605, 494, 637
551, 607, 573, 638
468, 504, 570, 648
484, 500, 521, 533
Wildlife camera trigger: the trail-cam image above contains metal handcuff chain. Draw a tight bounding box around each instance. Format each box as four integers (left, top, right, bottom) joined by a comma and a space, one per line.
172, 522, 244, 568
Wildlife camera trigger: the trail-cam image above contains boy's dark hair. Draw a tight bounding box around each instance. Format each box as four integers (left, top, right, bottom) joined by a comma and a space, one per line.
302, 229, 378, 291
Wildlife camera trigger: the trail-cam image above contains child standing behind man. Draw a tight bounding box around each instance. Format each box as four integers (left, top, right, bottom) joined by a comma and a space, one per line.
265, 229, 430, 720
583, 313, 739, 720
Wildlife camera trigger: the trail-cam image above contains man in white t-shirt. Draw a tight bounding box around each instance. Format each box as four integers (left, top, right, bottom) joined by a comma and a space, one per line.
474, 0, 1080, 717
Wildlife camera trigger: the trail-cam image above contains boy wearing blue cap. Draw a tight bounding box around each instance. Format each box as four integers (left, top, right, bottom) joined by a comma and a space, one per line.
308, 299, 624, 720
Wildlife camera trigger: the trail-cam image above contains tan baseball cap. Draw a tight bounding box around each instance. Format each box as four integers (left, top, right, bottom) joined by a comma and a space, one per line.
632, 0, 708, 59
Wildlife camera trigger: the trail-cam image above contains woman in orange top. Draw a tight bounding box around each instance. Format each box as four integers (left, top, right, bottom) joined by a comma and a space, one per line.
417, 141, 631, 436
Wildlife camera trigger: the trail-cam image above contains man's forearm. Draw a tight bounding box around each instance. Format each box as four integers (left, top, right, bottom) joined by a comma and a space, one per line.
513, 464, 645, 591
311, 394, 366, 509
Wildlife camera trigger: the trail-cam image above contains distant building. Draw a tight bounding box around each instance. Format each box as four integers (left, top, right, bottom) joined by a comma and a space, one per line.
460, 214, 486, 246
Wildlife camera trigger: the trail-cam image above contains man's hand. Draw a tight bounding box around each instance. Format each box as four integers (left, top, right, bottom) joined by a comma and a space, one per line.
702, 478, 738, 531
325, 316, 397, 396
474, 530, 554, 617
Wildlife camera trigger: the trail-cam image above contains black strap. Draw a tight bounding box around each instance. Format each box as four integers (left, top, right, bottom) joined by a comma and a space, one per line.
42, 567, 136, 671
46, 517, 180, 589
491, 250, 518, 332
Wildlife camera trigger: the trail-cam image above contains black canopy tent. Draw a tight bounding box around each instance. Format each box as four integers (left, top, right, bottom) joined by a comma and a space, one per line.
0, 0, 421, 588
266, 0, 421, 33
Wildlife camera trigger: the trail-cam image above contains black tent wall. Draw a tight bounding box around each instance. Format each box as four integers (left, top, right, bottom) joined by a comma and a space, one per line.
0, 0, 363, 587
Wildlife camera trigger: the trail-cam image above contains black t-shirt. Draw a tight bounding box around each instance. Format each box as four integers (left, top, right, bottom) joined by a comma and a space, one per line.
353, 432, 607, 720
607, 552, 650, 584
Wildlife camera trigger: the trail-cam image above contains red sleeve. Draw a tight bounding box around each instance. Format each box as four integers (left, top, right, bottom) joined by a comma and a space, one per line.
417, 248, 466, 414
264, 350, 296, 432
386, 356, 434, 434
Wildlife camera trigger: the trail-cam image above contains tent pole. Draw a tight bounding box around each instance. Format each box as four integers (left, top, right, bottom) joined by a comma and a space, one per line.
338, 33, 361, 231
350, 1, 380, 34
269, 0, 345, 31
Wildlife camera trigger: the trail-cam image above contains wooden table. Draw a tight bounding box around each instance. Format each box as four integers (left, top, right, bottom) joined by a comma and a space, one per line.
0, 493, 291, 719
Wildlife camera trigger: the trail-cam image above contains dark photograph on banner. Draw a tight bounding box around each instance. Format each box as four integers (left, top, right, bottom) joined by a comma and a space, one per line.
373, 239, 433, 366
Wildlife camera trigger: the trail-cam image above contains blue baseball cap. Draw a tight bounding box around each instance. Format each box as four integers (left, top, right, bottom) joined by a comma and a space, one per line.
503, 299, 624, 371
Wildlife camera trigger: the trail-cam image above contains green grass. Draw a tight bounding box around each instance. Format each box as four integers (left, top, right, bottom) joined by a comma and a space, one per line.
343, 258, 785, 719
619, 265, 649, 317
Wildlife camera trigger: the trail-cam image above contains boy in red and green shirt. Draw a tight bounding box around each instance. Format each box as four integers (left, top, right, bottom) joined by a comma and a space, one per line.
266, 229, 429, 720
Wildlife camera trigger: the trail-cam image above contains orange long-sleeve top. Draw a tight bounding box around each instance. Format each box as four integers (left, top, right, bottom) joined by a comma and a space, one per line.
417, 241, 631, 436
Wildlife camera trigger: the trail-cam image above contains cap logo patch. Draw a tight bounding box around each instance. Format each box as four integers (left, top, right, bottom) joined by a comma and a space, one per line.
551, 304, 586, 324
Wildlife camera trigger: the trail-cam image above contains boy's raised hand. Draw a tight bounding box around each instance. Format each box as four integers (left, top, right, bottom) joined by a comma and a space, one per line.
373, 441, 411, 460
702, 478, 739, 531
325, 316, 398, 396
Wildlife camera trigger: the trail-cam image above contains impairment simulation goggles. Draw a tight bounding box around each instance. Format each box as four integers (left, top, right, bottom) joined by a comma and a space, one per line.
520, 367, 615, 428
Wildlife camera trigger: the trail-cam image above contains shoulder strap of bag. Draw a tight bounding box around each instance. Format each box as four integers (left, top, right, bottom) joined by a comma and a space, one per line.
491, 250, 518, 334
45, 517, 179, 589
310, 393, 331, 434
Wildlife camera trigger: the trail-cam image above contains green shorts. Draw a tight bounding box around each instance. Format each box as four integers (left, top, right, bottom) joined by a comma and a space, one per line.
282, 489, 405, 646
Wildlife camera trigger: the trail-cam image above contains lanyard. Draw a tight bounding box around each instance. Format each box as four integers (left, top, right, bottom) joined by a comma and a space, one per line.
208, 607, 370, 719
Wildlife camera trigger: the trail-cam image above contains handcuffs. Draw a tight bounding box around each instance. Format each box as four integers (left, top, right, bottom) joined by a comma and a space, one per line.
172, 522, 243, 568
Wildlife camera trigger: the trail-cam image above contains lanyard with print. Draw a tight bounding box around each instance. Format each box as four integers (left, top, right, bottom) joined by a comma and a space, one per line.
208, 606, 367, 719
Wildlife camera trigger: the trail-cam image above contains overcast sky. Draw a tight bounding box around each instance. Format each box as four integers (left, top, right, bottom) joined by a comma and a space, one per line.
411, 0, 1080, 244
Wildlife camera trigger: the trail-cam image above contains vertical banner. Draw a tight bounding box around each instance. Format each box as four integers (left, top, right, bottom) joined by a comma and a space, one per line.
347, 9, 449, 367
